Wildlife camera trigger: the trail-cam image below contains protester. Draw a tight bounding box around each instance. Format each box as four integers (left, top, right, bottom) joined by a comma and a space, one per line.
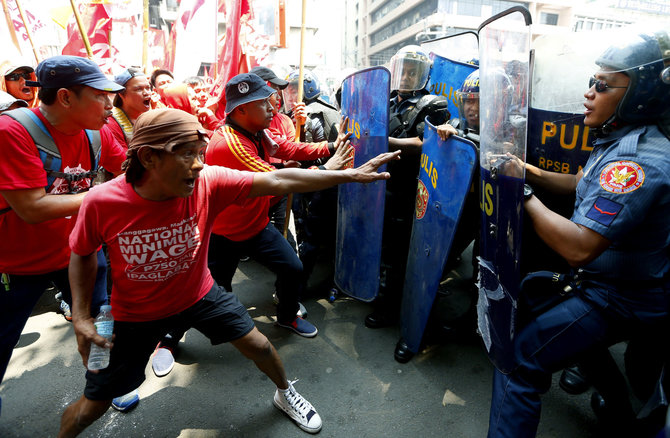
0, 61, 38, 107
57, 108, 399, 436
487, 29, 670, 437
150, 68, 174, 90
107, 67, 153, 148
0, 55, 126, 412
183, 75, 209, 108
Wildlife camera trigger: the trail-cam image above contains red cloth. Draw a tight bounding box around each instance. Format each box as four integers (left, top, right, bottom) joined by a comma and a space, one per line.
69, 165, 253, 322
268, 112, 296, 142
206, 124, 330, 241
62, 4, 113, 73
102, 117, 129, 149
158, 84, 195, 114
0, 108, 126, 275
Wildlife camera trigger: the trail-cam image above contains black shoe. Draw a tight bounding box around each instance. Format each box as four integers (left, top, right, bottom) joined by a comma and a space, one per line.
364, 311, 396, 329
590, 392, 636, 437
559, 364, 591, 395
394, 339, 414, 364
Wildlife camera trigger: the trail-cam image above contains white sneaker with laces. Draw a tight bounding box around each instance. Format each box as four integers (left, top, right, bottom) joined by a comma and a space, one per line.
273, 380, 322, 434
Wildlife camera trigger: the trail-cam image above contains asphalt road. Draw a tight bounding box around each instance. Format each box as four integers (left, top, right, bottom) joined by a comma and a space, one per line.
0, 254, 607, 437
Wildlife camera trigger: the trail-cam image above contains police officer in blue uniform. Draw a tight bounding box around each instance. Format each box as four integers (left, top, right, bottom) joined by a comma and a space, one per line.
364, 46, 450, 359
487, 29, 670, 437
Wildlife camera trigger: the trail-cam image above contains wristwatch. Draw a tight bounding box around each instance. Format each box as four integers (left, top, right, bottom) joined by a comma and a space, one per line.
523, 183, 534, 201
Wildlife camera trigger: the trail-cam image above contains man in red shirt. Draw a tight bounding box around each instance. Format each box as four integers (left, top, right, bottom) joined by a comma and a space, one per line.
58, 108, 398, 436
106, 67, 153, 148
206, 73, 349, 338
0, 55, 126, 404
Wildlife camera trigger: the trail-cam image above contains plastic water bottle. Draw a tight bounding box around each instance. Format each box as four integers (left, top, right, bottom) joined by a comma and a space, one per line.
88, 305, 113, 371
327, 287, 338, 303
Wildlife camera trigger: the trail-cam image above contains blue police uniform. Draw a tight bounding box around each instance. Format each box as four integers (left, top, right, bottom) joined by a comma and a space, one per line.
488, 124, 670, 437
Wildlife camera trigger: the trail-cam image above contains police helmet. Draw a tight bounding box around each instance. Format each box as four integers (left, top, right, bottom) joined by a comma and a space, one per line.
282, 69, 321, 112
455, 69, 480, 131
389, 45, 431, 93
596, 29, 670, 125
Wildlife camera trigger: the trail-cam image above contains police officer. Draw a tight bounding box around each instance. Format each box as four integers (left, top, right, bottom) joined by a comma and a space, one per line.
282, 70, 343, 296
365, 46, 450, 359
487, 29, 670, 437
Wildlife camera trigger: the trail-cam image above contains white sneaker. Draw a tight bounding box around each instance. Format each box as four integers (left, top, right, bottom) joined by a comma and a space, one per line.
273, 380, 322, 434
151, 347, 175, 377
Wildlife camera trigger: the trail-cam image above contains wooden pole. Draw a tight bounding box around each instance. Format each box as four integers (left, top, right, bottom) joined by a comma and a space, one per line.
283, 0, 307, 239
1, 0, 22, 54
14, 0, 39, 63
70, 0, 93, 58
142, 0, 149, 72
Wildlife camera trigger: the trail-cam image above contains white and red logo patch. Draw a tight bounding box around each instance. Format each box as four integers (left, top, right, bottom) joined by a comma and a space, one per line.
599, 161, 645, 194
415, 180, 428, 220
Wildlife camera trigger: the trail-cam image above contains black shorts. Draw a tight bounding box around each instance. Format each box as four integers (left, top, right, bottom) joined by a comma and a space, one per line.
84, 283, 255, 400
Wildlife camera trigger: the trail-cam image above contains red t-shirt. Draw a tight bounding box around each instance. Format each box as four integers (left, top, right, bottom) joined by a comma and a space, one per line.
0, 108, 127, 275
206, 124, 330, 241
102, 116, 129, 148
69, 165, 253, 322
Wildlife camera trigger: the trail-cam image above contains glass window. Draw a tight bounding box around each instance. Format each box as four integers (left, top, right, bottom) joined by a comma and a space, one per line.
540, 12, 559, 26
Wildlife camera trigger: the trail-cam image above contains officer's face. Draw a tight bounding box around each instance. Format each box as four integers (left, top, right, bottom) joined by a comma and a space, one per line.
399, 63, 420, 92
583, 70, 629, 128
463, 98, 479, 130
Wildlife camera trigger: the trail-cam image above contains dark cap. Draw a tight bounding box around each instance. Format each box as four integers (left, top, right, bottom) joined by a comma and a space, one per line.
249, 66, 289, 89
25, 55, 124, 92
224, 73, 275, 114
128, 108, 209, 153
114, 67, 146, 87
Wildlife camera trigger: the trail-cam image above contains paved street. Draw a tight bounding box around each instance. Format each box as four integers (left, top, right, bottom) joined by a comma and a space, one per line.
1, 254, 605, 437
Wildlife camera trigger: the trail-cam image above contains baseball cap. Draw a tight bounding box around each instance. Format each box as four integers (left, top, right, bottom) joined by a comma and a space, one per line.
249, 66, 289, 89
25, 55, 124, 92
1, 64, 34, 77
224, 73, 275, 114
114, 67, 146, 87
0, 90, 28, 111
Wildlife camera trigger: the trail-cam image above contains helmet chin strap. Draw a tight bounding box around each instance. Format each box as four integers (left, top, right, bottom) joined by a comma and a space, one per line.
593, 113, 619, 138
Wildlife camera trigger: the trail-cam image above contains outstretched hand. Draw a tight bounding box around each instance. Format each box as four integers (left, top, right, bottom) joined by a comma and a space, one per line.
324, 139, 354, 170
333, 116, 353, 151
350, 150, 401, 183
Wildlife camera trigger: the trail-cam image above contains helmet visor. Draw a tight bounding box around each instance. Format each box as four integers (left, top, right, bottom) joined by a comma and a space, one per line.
390, 56, 430, 92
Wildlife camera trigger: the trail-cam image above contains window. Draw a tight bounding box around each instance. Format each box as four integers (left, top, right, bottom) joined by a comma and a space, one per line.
540, 12, 559, 26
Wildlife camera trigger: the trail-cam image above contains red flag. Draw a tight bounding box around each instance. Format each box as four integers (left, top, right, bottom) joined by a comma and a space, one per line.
62, 2, 114, 73
209, 0, 251, 120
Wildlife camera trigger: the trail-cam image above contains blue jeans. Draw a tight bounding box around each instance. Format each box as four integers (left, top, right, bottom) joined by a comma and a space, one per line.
0, 249, 108, 384
208, 223, 302, 324
487, 282, 670, 438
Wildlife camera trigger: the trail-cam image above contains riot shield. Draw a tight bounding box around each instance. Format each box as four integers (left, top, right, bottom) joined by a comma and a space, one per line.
423, 32, 478, 120
334, 67, 390, 302
400, 120, 477, 354
477, 6, 531, 373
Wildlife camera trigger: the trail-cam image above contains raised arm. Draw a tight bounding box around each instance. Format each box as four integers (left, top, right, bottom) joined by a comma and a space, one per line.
249, 150, 401, 197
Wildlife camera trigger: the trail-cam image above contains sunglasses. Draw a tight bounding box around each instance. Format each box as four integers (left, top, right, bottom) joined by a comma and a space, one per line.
589, 76, 627, 93
5, 72, 32, 81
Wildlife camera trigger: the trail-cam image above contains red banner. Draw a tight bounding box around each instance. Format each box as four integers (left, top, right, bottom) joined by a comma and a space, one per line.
62, 3, 114, 73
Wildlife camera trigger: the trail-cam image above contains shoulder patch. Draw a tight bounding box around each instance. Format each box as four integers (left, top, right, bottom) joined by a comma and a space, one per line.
585, 196, 623, 227
599, 160, 644, 194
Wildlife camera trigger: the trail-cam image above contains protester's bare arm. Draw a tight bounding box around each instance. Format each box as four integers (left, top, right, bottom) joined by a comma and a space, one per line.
0, 188, 86, 223
388, 136, 423, 155
525, 195, 610, 267
249, 150, 401, 197
506, 154, 582, 194
69, 251, 112, 371
437, 124, 458, 141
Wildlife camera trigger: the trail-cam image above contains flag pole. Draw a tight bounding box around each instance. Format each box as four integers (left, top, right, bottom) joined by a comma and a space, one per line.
213, 0, 218, 78
142, 0, 149, 72
70, 0, 93, 58
283, 0, 307, 239
1, 0, 22, 54
14, 0, 40, 63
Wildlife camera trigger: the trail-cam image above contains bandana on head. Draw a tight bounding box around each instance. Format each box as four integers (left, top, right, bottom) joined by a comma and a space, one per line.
128, 108, 208, 153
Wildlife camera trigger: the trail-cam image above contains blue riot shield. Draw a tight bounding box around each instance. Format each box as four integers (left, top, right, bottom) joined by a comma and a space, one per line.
400, 120, 477, 354
477, 6, 531, 373
423, 32, 478, 122
334, 67, 390, 302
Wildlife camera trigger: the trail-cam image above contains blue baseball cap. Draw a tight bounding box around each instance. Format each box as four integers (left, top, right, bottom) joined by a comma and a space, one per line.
225, 73, 275, 114
25, 55, 124, 92
114, 67, 146, 87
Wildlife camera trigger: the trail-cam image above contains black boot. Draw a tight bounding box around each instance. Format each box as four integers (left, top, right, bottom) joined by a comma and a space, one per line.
559, 364, 591, 395
394, 339, 415, 363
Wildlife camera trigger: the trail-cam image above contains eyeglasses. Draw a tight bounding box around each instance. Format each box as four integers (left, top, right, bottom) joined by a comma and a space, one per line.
5, 72, 32, 81
589, 76, 627, 93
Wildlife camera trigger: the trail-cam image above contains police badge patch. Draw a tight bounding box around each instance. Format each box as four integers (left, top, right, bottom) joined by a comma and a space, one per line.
599, 161, 645, 194
415, 179, 428, 219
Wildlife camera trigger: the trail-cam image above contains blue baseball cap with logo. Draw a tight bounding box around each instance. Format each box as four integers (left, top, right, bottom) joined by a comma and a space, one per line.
225, 73, 275, 114
25, 55, 124, 92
